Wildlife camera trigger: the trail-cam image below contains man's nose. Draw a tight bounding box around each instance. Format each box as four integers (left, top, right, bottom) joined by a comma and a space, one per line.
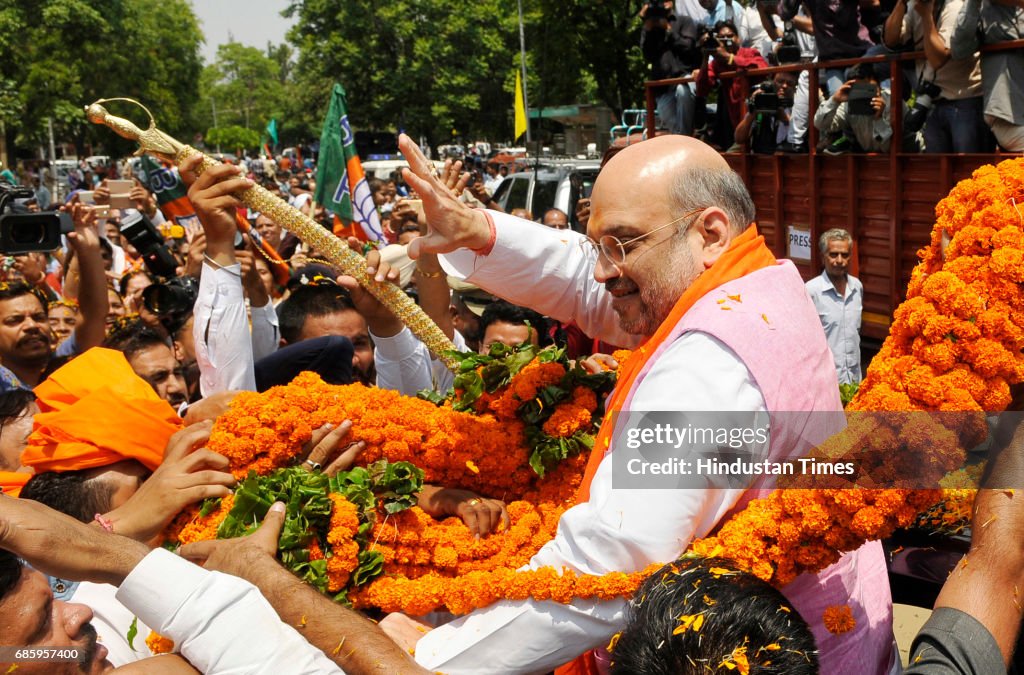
592, 252, 621, 284
61, 601, 95, 638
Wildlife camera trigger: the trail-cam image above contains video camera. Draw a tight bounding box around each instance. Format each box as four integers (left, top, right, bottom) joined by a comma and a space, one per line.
119, 210, 180, 278
776, 22, 802, 64
142, 275, 198, 335
749, 81, 794, 114
0, 182, 71, 254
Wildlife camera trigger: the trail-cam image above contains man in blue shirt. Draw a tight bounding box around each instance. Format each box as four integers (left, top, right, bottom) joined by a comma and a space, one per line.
806, 228, 863, 384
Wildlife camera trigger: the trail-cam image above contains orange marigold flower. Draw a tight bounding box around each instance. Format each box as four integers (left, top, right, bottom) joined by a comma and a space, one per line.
146, 632, 175, 654
823, 604, 856, 635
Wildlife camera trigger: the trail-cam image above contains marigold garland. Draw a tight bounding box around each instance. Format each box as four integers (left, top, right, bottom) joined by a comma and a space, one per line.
174, 161, 1024, 633
208, 372, 537, 496
851, 158, 1024, 413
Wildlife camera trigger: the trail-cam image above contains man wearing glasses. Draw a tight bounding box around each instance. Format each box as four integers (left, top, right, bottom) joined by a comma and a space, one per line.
386, 134, 895, 675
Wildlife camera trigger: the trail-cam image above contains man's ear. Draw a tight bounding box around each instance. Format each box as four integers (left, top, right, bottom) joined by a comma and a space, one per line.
693, 207, 734, 268
172, 340, 185, 362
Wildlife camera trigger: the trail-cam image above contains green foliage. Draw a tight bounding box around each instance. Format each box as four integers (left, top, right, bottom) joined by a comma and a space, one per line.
283, 0, 646, 142
422, 342, 617, 476
200, 460, 424, 598
205, 125, 261, 153
126, 617, 138, 652
198, 42, 289, 139
1, 0, 202, 155
839, 382, 860, 408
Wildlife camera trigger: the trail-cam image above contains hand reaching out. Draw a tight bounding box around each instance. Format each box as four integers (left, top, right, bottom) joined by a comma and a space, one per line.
398, 134, 491, 258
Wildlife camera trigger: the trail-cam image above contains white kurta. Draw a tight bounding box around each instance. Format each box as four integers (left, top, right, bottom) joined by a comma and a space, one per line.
116, 548, 344, 674
414, 213, 769, 674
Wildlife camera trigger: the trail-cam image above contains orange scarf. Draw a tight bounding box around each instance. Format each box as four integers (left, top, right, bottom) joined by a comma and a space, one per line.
0, 471, 30, 498
21, 348, 182, 473
576, 226, 775, 502
557, 227, 775, 675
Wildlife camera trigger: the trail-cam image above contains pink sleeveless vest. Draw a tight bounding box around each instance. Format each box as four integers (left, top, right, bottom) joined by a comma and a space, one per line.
620, 260, 894, 675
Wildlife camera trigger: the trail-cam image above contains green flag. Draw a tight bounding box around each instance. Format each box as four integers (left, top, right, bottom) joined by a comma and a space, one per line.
265, 118, 278, 146
314, 83, 384, 242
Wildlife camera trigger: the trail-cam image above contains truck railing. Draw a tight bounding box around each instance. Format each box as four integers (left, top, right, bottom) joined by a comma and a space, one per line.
642, 40, 1024, 155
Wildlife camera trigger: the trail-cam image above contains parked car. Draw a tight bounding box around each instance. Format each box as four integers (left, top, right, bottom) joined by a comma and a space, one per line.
361, 159, 445, 182
491, 160, 600, 232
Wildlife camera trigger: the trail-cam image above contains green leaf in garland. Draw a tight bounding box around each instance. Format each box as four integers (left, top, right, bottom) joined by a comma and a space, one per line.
352, 549, 385, 586
126, 616, 138, 652
198, 497, 222, 518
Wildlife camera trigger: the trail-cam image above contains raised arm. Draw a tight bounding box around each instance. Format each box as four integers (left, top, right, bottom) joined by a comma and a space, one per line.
398, 135, 638, 348
67, 204, 110, 350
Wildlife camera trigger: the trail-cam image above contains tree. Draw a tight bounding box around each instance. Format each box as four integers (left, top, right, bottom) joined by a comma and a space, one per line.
283, 0, 646, 145
284, 0, 524, 144
206, 125, 261, 154
1, 0, 203, 158
198, 42, 287, 133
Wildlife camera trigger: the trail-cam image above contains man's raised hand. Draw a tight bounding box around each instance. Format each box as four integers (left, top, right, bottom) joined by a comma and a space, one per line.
179, 155, 252, 249
398, 134, 491, 258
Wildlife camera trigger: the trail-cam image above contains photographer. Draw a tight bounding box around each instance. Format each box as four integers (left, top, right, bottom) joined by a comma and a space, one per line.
779, 0, 876, 96
951, 0, 1024, 152
814, 64, 900, 152
884, 0, 990, 152
0, 202, 108, 388
641, 0, 703, 136
734, 70, 799, 152
695, 20, 769, 149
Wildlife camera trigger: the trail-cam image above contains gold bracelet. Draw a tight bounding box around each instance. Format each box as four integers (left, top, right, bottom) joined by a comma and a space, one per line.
416, 267, 445, 278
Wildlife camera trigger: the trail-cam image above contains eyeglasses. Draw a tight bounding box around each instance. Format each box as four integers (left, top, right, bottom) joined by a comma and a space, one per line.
580, 207, 706, 267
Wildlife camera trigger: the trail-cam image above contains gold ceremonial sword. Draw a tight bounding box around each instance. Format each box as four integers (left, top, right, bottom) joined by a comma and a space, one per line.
85, 98, 459, 371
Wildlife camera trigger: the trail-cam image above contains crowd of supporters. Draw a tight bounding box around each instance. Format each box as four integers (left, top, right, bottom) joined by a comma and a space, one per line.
642, 0, 1024, 153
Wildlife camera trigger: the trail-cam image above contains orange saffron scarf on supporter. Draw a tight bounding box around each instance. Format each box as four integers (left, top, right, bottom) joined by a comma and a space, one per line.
557, 226, 775, 675
20, 348, 182, 473
0, 471, 30, 498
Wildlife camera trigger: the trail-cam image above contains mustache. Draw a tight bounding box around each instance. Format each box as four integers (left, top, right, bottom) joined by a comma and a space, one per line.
605, 278, 638, 294
77, 622, 99, 669
17, 330, 49, 347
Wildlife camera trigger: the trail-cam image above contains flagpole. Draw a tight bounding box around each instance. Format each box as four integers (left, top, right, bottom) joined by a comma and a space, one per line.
516, 0, 531, 144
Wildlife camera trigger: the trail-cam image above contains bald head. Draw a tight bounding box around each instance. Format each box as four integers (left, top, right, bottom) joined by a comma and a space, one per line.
603, 135, 731, 178
594, 136, 754, 237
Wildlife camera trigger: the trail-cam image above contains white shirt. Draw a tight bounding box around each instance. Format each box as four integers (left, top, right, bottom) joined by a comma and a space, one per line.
250, 302, 280, 362
415, 212, 768, 674
806, 269, 863, 384
194, 261, 279, 396
373, 327, 466, 396
116, 549, 344, 674
70, 581, 153, 666
372, 326, 436, 395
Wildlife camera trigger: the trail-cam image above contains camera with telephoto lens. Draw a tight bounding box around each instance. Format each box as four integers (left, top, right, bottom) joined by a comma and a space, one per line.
119, 209, 179, 278
904, 80, 942, 133
142, 275, 198, 335
0, 182, 71, 254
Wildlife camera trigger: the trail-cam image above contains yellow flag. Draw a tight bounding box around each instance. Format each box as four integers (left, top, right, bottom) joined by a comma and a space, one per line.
514, 70, 527, 141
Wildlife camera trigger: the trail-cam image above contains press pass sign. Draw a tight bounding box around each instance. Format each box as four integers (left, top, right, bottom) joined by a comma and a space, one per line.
787, 226, 812, 261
